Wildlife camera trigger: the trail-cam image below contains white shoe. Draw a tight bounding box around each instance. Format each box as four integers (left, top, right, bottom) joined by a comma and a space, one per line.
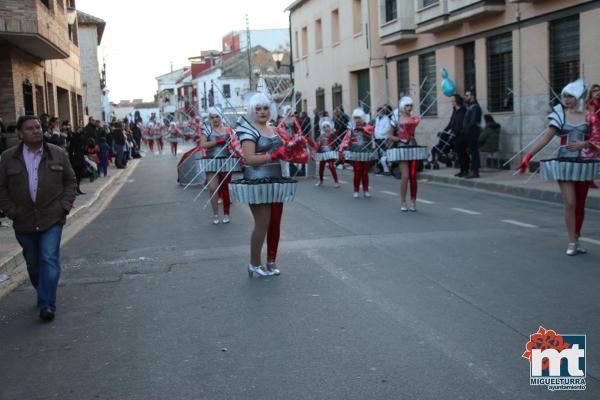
334, 183, 340, 188
222, 215, 230, 224
364, 191, 371, 198
315, 181, 323, 187
401, 203, 408, 212
248, 264, 269, 277
266, 262, 281, 276
566, 243, 577, 256
353, 192, 359, 199
213, 216, 220, 225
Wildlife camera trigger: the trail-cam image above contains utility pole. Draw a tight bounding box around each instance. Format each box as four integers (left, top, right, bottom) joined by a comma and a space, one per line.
246, 14, 252, 91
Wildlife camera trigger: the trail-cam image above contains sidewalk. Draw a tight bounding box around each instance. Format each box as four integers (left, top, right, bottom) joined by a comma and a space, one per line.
0, 161, 139, 298
418, 165, 600, 210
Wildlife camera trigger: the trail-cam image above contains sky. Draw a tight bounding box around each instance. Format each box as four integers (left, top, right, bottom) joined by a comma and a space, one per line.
76, 0, 291, 102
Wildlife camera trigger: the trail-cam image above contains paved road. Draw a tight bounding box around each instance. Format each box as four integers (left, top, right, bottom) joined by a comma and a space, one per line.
1, 152, 599, 399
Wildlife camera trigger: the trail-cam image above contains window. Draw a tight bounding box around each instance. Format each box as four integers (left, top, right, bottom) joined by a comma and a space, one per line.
316, 87, 325, 113
550, 15, 579, 105
332, 84, 343, 110
40, 0, 50, 9
295, 92, 302, 114
353, 0, 362, 35
331, 9, 340, 44
385, 0, 397, 23
35, 85, 45, 116
70, 91, 78, 126
422, 0, 438, 7
23, 80, 34, 116
223, 84, 231, 98
462, 42, 476, 94
315, 19, 323, 51
301, 26, 308, 57
47, 82, 55, 115
419, 52, 437, 116
294, 31, 299, 59
487, 33, 513, 112
397, 59, 410, 98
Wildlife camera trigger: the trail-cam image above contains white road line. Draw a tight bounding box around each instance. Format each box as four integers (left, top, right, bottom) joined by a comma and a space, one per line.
380, 190, 399, 196
501, 219, 538, 228
580, 237, 600, 246
451, 208, 481, 215
416, 199, 435, 204
338, 180, 348, 184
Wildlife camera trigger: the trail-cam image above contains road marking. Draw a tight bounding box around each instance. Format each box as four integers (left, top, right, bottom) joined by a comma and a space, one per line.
380, 190, 398, 196
338, 180, 348, 184
580, 237, 600, 246
451, 208, 481, 215
416, 199, 435, 204
501, 219, 538, 228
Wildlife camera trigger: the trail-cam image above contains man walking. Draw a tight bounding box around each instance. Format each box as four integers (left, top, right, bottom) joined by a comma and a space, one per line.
0, 116, 77, 322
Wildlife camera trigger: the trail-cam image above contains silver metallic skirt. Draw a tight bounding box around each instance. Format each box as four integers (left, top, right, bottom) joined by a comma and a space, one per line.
177, 153, 205, 186
343, 151, 377, 162
540, 158, 600, 182
386, 146, 428, 161
228, 178, 297, 204
315, 151, 338, 161
198, 157, 242, 173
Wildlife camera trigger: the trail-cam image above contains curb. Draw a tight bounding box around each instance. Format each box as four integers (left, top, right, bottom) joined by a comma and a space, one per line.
0, 160, 139, 300
420, 172, 600, 210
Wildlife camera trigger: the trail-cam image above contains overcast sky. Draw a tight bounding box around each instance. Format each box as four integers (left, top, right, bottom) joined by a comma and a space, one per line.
76, 0, 291, 102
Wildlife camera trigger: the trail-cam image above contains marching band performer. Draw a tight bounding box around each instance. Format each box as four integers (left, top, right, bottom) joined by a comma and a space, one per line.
518, 79, 600, 255
584, 84, 600, 160
278, 105, 304, 177
229, 93, 307, 277
314, 118, 340, 187
167, 122, 182, 156
199, 107, 241, 225
339, 108, 375, 198
387, 96, 427, 211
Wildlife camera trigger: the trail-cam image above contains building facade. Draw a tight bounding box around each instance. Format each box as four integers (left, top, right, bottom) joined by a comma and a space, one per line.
77, 10, 106, 122
156, 68, 188, 116
287, 0, 387, 116
0, 0, 84, 145
287, 0, 600, 162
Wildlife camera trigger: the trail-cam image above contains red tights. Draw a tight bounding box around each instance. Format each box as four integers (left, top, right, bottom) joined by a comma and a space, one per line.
352, 161, 369, 192
319, 160, 338, 182
267, 203, 284, 262
147, 140, 154, 152
170, 142, 177, 156
409, 160, 418, 200
575, 182, 591, 237
218, 173, 232, 215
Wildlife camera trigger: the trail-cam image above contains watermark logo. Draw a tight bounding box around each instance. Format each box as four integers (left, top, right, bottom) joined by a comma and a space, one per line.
522, 326, 586, 391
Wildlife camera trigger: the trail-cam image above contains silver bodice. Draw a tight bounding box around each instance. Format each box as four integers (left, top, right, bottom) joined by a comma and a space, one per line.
349, 130, 369, 152
557, 123, 588, 159
205, 132, 229, 158
318, 135, 333, 152
243, 135, 284, 180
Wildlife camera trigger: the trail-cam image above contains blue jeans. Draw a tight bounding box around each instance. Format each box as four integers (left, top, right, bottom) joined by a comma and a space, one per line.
15, 224, 64, 311
115, 144, 125, 167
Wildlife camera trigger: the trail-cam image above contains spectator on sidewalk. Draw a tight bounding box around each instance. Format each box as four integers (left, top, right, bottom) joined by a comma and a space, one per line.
0, 117, 6, 155
479, 114, 501, 155
113, 122, 126, 169
65, 121, 86, 195
0, 115, 77, 322
463, 90, 483, 179
83, 117, 97, 146
374, 105, 393, 175
97, 137, 110, 177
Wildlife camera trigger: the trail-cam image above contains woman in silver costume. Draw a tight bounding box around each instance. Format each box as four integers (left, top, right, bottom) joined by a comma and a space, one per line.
518, 79, 599, 255
314, 118, 340, 187
277, 105, 303, 177
229, 94, 301, 277
199, 107, 240, 225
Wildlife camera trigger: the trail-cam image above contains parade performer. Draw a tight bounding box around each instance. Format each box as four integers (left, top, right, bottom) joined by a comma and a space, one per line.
156, 122, 165, 154
338, 108, 375, 198
167, 122, 182, 156
199, 107, 241, 225
387, 96, 427, 211
314, 118, 340, 187
518, 79, 599, 255
229, 93, 308, 277
584, 84, 600, 160
278, 105, 304, 177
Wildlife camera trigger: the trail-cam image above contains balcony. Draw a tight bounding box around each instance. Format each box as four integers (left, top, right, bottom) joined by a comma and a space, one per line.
0, 2, 70, 59
379, 1, 417, 45
415, 0, 452, 34
447, 0, 505, 24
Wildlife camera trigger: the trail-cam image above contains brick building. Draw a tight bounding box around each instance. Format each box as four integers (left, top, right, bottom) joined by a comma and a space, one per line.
0, 0, 83, 145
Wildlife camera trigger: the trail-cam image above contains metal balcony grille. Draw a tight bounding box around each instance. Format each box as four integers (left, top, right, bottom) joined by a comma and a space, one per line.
419, 52, 437, 116
487, 33, 513, 112
549, 15, 579, 105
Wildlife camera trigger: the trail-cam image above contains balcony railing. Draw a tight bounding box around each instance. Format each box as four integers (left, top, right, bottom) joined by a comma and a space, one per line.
415, 0, 450, 33
447, 0, 505, 24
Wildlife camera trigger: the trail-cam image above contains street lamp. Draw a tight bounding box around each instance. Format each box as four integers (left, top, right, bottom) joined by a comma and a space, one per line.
66, 7, 77, 25
271, 51, 293, 72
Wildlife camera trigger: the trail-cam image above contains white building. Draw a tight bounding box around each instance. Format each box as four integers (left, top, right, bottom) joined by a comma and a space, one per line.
156, 68, 188, 115
77, 10, 107, 121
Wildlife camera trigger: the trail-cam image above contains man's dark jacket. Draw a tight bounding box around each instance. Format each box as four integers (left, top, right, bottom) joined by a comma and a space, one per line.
0, 142, 77, 233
